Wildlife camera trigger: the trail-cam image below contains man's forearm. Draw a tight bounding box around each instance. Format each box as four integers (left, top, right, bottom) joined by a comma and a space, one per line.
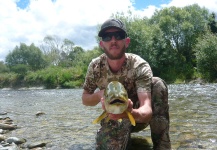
131, 105, 152, 123
82, 90, 103, 106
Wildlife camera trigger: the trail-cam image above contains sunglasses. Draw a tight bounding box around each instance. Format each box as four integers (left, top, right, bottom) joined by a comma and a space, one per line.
102, 31, 126, 42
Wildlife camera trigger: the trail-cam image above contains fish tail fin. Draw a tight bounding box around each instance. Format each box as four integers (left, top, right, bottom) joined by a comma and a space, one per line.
92, 111, 107, 124
125, 110, 136, 126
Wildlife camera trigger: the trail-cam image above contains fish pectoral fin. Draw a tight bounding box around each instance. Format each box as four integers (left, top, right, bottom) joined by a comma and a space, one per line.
125, 110, 136, 126
92, 111, 107, 124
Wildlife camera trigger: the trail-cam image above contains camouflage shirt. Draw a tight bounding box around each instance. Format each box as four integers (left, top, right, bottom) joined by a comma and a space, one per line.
83, 53, 153, 104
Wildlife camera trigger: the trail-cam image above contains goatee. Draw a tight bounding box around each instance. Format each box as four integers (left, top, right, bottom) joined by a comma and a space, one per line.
104, 45, 126, 60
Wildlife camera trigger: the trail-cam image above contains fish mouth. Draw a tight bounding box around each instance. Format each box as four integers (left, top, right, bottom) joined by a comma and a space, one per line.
110, 99, 125, 104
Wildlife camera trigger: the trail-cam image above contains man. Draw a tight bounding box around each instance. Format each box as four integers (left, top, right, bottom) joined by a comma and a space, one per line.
82, 18, 171, 150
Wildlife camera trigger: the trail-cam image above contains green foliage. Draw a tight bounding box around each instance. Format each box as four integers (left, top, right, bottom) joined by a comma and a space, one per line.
0, 73, 19, 88
79, 47, 103, 66
40, 35, 101, 69
40, 35, 75, 66
2, 37, 102, 89
63, 80, 83, 88
0, 61, 9, 73
126, 18, 151, 58
208, 13, 217, 34
60, 46, 85, 67
6, 43, 47, 72
25, 66, 85, 88
149, 4, 210, 80
194, 33, 217, 82
25, 67, 60, 88
109, 6, 215, 82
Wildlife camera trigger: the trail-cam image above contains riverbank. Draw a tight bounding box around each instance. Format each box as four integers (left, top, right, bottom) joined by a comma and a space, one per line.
0, 77, 212, 91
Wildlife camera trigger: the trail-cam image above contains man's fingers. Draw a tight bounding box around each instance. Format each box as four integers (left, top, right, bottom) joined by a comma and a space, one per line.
101, 98, 105, 110
128, 99, 133, 111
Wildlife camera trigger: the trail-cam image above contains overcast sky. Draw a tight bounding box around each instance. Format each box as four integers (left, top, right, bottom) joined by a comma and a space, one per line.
0, 0, 217, 61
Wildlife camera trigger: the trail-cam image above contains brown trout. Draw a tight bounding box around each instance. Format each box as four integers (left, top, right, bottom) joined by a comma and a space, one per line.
93, 81, 135, 126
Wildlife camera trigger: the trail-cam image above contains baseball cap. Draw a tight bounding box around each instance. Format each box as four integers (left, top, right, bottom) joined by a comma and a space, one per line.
98, 18, 127, 37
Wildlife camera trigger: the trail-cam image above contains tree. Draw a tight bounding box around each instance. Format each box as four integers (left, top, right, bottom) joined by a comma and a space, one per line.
5, 43, 46, 74
40, 35, 75, 66
59, 46, 85, 67
0, 61, 9, 73
68, 46, 84, 61
208, 12, 217, 34
195, 32, 217, 82
110, 5, 214, 82
149, 4, 210, 79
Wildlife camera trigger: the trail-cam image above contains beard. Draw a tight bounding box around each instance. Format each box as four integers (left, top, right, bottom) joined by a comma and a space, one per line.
103, 45, 126, 60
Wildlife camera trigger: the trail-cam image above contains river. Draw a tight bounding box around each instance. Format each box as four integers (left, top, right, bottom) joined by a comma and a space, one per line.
0, 83, 216, 150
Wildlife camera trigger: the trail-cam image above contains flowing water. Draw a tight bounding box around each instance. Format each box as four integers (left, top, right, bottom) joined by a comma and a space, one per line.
0, 83, 216, 150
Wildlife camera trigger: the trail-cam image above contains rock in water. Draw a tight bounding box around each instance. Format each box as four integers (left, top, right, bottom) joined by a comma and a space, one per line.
0, 112, 7, 115
0, 142, 19, 150
0, 134, 6, 141
0, 123, 17, 130
6, 137, 26, 144
27, 141, 47, 149
35, 111, 45, 117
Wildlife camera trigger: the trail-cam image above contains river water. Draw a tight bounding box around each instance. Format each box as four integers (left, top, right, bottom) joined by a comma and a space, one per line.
0, 83, 216, 150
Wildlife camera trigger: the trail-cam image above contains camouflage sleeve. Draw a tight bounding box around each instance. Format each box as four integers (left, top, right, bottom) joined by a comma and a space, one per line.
83, 60, 97, 94
135, 62, 153, 93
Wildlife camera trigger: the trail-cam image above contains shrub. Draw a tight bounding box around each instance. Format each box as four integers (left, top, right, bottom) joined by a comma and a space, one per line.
195, 33, 217, 82
0, 73, 19, 88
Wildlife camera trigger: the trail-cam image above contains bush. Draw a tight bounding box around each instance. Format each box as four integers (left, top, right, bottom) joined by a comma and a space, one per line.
195, 33, 217, 82
25, 66, 85, 88
10, 64, 30, 76
0, 73, 19, 88
0, 61, 9, 73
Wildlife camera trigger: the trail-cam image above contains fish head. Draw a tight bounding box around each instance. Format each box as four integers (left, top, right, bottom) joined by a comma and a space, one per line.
104, 81, 128, 114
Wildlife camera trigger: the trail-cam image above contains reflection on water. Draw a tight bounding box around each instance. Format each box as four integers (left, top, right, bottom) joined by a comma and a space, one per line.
0, 84, 216, 149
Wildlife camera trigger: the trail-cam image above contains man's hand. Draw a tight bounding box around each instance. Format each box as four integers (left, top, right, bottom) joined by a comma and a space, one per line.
94, 89, 104, 101
100, 97, 106, 110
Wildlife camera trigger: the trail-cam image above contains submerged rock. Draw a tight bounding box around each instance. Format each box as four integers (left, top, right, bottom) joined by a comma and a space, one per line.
6, 137, 26, 145
0, 112, 7, 115
1, 117, 13, 124
0, 134, 6, 141
0, 142, 19, 150
27, 141, 47, 149
35, 111, 46, 117
0, 123, 17, 130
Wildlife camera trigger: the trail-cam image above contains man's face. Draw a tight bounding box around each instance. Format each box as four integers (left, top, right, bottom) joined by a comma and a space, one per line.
100, 28, 130, 60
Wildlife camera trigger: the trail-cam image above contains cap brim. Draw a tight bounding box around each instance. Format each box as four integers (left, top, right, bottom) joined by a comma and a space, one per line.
98, 26, 126, 37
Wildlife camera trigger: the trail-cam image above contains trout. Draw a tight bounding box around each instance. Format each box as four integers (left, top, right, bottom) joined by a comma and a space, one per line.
93, 81, 135, 126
